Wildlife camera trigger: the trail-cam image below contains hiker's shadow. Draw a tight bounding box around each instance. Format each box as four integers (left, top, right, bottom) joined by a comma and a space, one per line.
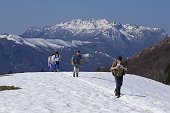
122, 93, 146, 98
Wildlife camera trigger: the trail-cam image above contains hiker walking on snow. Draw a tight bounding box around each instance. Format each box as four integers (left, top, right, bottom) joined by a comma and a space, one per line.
51, 51, 62, 72
71, 50, 82, 77
110, 56, 127, 98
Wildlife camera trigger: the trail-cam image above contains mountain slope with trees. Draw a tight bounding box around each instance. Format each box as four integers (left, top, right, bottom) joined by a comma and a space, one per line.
127, 37, 170, 84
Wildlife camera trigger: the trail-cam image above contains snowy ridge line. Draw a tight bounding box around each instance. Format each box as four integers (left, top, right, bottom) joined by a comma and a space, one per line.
0, 34, 94, 50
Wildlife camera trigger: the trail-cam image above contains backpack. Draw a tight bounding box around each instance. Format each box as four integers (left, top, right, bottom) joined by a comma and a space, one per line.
112, 60, 126, 76
48, 56, 52, 64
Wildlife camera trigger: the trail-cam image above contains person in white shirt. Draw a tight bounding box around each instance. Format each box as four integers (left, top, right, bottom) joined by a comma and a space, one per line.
51, 51, 61, 72
48, 54, 55, 72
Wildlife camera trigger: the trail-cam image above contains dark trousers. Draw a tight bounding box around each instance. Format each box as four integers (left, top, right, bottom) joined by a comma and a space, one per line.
114, 74, 123, 96
54, 61, 59, 72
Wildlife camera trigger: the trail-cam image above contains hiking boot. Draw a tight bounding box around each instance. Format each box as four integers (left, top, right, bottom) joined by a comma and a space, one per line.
116, 95, 120, 98
76, 73, 78, 77
114, 90, 120, 97
73, 72, 75, 77
115, 92, 119, 96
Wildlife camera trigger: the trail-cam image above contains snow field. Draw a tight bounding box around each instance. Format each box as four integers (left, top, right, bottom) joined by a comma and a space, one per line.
0, 72, 169, 113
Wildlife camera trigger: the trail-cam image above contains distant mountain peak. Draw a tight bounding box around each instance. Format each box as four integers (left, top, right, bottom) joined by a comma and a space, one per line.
23, 19, 166, 33
53, 19, 111, 30
21, 18, 167, 44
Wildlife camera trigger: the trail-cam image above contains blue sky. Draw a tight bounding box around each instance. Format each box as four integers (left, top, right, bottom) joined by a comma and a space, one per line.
0, 0, 170, 34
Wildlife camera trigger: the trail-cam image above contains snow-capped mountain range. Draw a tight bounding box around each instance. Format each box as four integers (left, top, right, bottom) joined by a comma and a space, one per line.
21, 19, 167, 41
0, 19, 168, 73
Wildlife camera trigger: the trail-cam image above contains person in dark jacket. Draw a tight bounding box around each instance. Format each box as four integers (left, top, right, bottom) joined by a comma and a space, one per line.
71, 50, 82, 77
110, 56, 127, 98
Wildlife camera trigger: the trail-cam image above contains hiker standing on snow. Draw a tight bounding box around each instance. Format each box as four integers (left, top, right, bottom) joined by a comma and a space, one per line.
110, 56, 127, 98
48, 54, 55, 72
51, 51, 62, 72
71, 50, 82, 77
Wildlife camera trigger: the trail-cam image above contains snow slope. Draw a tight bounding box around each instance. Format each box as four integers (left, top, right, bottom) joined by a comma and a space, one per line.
0, 72, 170, 113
